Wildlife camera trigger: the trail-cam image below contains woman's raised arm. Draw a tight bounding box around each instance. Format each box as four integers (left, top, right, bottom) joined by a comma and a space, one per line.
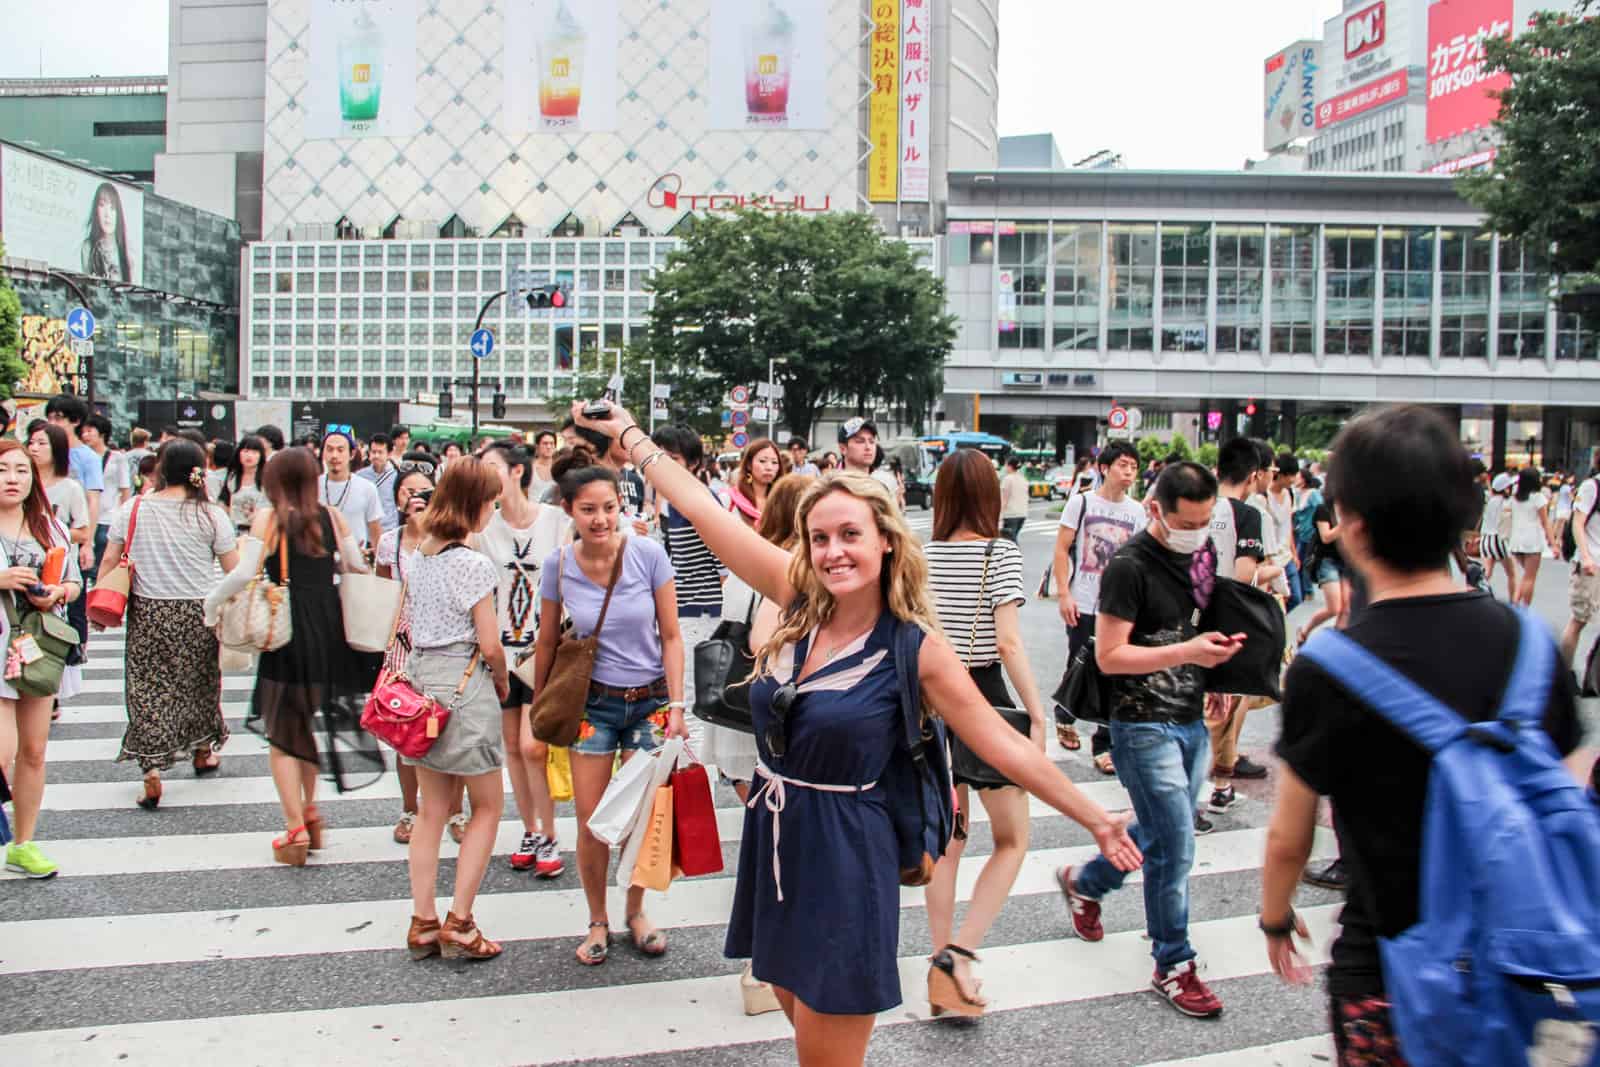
570, 401, 794, 606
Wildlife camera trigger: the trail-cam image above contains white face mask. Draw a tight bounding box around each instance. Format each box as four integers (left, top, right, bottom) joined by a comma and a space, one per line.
1160, 515, 1210, 555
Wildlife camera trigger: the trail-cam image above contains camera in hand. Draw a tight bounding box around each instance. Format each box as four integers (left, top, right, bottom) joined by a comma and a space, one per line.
25, 582, 47, 599
581, 400, 613, 420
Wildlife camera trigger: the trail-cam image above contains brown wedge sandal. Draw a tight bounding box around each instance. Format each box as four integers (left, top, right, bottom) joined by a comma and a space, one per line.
272, 826, 310, 867
193, 746, 221, 777
137, 774, 162, 811
439, 911, 503, 961
303, 803, 326, 851
928, 945, 987, 1019
407, 915, 441, 961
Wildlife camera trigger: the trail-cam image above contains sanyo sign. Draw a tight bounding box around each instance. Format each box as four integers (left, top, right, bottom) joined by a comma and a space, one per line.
1345, 1, 1387, 59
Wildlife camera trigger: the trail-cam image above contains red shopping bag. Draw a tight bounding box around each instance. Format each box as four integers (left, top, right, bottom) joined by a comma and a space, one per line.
670, 761, 724, 877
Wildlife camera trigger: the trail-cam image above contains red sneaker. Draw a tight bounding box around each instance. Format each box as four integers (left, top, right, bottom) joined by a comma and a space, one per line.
1057, 866, 1104, 942
508, 832, 539, 872
1152, 960, 1223, 1018
534, 836, 565, 879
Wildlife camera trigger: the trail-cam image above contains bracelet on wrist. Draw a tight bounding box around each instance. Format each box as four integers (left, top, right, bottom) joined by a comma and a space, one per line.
618, 423, 645, 453
1258, 908, 1298, 939
638, 449, 667, 474
666, 701, 686, 710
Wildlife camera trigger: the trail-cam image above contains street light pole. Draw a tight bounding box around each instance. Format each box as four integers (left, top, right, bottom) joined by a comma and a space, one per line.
647, 359, 658, 433
468, 290, 509, 438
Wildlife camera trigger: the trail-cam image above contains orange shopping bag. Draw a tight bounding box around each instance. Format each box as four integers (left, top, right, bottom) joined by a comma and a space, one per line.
629, 784, 675, 892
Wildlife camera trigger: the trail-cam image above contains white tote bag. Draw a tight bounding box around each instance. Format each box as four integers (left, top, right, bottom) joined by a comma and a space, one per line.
587, 743, 662, 846
339, 571, 403, 653
614, 737, 684, 889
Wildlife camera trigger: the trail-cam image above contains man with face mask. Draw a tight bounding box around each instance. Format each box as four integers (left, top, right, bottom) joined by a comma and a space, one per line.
1055, 461, 1244, 1020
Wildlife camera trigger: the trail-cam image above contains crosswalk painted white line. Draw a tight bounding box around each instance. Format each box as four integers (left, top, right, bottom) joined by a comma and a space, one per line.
0, 906, 1340, 1067
1141, 1035, 1337, 1066
1, 827, 1335, 974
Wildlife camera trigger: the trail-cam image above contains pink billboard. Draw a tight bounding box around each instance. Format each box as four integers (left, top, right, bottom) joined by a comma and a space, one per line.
1426, 0, 1514, 144
1316, 69, 1409, 129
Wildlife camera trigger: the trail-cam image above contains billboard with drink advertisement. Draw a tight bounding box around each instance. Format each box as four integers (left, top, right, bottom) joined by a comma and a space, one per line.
1425, 0, 1514, 143
305, 0, 420, 140
504, 0, 620, 133
0, 144, 145, 285
707, 0, 830, 130
1263, 40, 1322, 151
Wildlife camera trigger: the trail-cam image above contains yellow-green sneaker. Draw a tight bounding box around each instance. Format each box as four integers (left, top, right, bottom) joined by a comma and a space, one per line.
5, 841, 59, 879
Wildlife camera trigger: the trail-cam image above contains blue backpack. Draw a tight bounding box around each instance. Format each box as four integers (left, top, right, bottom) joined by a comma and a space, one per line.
1300, 609, 1600, 1066
883, 618, 957, 887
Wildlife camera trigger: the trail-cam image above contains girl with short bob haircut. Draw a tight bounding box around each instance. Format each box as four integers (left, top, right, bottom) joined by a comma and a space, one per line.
401, 458, 512, 962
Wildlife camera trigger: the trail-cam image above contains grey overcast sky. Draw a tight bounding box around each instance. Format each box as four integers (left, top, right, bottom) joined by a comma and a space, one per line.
0, 0, 1340, 170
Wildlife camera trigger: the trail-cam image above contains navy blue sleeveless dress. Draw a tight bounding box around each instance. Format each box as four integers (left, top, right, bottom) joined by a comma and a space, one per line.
724, 612, 918, 1015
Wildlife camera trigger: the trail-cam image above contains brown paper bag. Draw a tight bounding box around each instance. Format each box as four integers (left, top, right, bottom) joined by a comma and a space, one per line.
629, 784, 675, 892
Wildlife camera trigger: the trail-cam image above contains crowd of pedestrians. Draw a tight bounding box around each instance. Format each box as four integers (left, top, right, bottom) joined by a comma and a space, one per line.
1, 390, 1595, 1067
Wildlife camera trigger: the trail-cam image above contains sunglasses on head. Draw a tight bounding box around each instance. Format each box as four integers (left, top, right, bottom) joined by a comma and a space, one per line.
395, 458, 436, 476
766, 682, 797, 759
325, 423, 353, 436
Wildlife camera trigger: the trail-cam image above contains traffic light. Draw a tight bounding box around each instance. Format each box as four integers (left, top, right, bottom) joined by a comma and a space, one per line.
525, 284, 567, 310
491, 392, 507, 419
438, 386, 453, 419
1245, 399, 1257, 417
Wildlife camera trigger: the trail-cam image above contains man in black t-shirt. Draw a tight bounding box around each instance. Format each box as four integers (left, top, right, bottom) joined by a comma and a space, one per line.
1261, 406, 1584, 1066
1056, 461, 1246, 1019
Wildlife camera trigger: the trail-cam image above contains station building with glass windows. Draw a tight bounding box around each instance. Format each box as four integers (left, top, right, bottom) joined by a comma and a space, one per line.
941, 167, 1598, 471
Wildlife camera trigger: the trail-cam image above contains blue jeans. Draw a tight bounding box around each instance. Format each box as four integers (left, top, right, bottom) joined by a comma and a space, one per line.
1074, 718, 1211, 970
1284, 557, 1302, 612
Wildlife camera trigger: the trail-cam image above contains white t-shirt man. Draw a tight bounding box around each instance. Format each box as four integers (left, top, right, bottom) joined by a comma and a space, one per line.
319, 474, 384, 548
1058, 490, 1147, 616
871, 466, 900, 504
1573, 477, 1600, 562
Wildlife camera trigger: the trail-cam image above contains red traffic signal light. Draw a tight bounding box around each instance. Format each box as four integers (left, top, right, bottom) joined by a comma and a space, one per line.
1245, 399, 1257, 417
526, 284, 566, 310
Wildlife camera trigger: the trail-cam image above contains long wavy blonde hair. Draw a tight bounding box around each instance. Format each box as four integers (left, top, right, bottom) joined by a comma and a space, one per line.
750, 470, 943, 681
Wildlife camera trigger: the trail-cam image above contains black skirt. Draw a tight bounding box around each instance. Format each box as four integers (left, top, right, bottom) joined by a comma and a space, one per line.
949, 663, 1033, 790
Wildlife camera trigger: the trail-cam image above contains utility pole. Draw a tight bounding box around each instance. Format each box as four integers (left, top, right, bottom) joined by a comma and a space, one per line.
465, 290, 510, 437
647, 359, 658, 433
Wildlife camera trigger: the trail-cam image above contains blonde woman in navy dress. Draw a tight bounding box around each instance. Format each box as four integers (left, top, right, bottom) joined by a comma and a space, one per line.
573, 402, 1141, 1067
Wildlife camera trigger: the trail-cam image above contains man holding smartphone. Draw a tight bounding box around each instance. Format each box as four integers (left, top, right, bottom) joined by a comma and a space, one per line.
1056, 461, 1243, 1020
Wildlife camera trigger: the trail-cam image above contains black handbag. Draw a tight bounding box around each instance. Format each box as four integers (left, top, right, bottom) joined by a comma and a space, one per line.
691, 591, 759, 734
1197, 577, 1288, 700
947, 541, 1033, 787
1054, 634, 1113, 727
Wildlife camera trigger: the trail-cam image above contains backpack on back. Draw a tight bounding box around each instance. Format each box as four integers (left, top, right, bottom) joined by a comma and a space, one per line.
1299, 609, 1600, 1067
882, 618, 956, 887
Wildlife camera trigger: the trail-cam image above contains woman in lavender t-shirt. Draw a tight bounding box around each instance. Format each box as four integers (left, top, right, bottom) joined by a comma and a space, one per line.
531, 446, 686, 967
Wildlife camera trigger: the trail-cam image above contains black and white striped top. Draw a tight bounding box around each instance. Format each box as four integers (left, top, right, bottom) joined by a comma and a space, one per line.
925, 538, 1026, 666
661, 488, 727, 618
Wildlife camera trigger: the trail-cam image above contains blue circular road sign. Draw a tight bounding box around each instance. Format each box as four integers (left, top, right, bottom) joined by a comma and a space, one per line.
67, 307, 96, 341
469, 328, 495, 359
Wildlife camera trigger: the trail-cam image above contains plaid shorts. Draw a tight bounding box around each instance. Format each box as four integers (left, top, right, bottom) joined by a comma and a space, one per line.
1330, 994, 1411, 1067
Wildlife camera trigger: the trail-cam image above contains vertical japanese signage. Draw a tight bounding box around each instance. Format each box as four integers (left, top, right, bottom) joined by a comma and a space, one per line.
1425, 0, 1514, 144
898, 0, 931, 203
867, 1, 900, 202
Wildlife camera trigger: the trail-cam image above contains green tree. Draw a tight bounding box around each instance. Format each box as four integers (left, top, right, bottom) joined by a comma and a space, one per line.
1459, 5, 1600, 284
0, 240, 27, 400
641, 209, 956, 442
545, 343, 729, 439
1296, 413, 1345, 450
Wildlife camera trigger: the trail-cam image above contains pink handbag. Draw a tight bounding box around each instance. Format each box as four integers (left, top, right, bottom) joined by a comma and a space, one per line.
359, 566, 478, 758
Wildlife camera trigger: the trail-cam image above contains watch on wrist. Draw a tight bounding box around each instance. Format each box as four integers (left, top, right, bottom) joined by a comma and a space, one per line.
1258, 908, 1297, 938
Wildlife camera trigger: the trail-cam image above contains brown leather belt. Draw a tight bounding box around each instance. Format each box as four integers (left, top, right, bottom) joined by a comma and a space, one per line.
589, 678, 669, 702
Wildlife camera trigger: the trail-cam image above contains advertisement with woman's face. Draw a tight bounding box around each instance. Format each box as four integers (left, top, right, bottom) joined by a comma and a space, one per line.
0, 145, 144, 284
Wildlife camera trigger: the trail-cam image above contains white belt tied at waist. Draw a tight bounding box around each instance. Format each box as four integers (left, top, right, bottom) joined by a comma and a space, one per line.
748, 760, 877, 902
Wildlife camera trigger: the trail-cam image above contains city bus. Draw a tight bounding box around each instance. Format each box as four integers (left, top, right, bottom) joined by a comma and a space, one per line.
919, 432, 1012, 466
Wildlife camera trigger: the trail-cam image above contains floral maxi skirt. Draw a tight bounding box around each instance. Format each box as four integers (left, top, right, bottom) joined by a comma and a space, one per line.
117, 596, 228, 774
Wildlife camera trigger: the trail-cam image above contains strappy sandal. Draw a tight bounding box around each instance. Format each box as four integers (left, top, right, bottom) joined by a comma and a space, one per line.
928, 945, 987, 1018
1057, 722, 1082, 751
192, 746, 221, 777
576, 920, 611, 966
273, 826, 310, 867
303, 803, 326, 851
137, 774, 162, 811
439, 911, 502, 961
407, 915, 441, 961
626, 913, 667, 958
1093, 752, 1116, 776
